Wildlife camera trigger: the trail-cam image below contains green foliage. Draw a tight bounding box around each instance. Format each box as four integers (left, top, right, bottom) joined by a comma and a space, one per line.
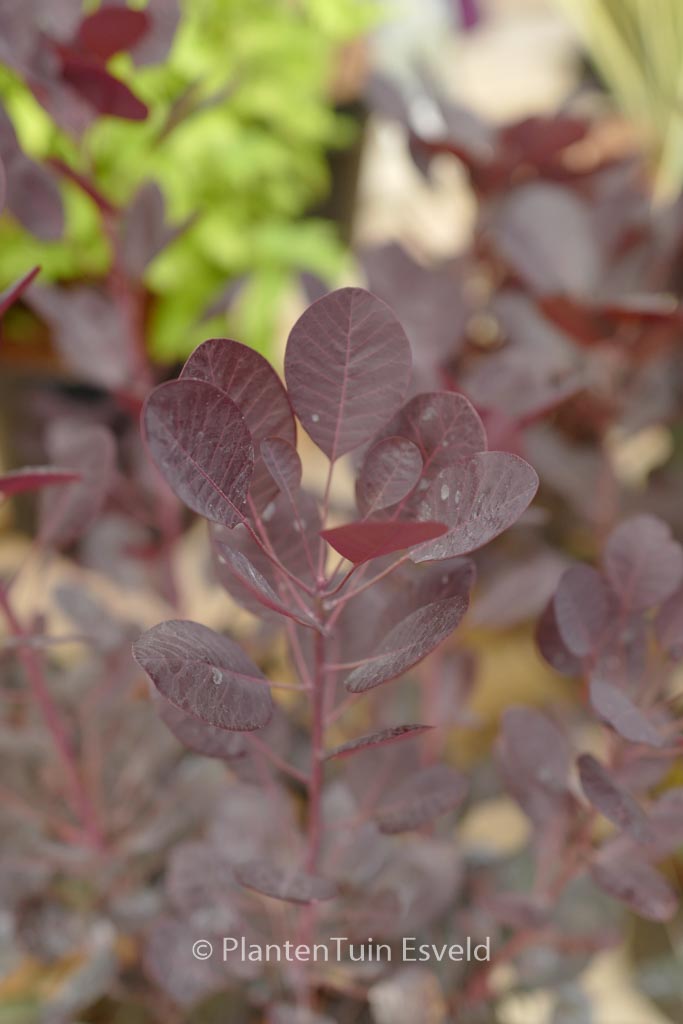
0, 0, 372, 358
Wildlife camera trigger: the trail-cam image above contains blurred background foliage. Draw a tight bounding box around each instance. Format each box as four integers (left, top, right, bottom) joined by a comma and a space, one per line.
0, 0, 372, 360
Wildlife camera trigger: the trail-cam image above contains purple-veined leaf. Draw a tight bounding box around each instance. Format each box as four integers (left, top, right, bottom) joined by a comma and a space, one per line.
356, 436, 423, 514
344, 565, 470, 692
322, 519, 447, 565
590, 857, 677, 921
0, 466, 80, 499
39, 421, 115, 548
284, 287, 412, 461
656, 586, 683, 659
235, 861, 337, 904
326, 724, 433, 761
603, 515, 683, 610
411, 451, 538, 562
143, 379, 254, 527
374, 765, 467, 833
213, 540, 318, 628
472, 551, 567, 630
0, 265, 40, 317
553, 565, 616, 657
577, 754, 651, 842
589, 678, 664, 749
61, 57, 148, 121
261, 437, 302, 496
75, 7, 149, 61
132, 619, 273, 731
536, 595, 580, 676
155, 698, 247, 760
371, 392, 487, 506
181, 338, 295, 510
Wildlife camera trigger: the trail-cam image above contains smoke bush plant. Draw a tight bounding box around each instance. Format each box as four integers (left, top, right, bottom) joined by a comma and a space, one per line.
3, 284, 683, 1021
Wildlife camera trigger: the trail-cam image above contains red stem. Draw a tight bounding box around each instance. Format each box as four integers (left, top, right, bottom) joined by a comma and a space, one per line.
306, 627, 326, 872
0, 586, 104, 849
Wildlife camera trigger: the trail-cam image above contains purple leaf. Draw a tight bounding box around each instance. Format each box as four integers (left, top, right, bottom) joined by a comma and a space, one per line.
374, 764, 467, 833
577, 754, 651, 842
535, 597, 580, 675
344, 566, 470, 693
284, 287, 412, 461
498, 707, 571, 822
372, 393, 487, 508
261, 437, 303, 496
0, 265, 40, 317
656, 586, 683, 658
488, 183, 601, 296
39, 421, 115, 547
120, 182, 189, 277
591, 857, 677, 921
603, 515, 683, 610
356, 436, 423, 515
29, 285, 132, 389
326, 724, 433, 761
130, 0, 180, 66
589, 679, 664, 749
155, 699, 246, 760
553, 566, 617, 657
5, 156, 64, 240
322, 520, 447, 564
0, 466, 81, 499
235, 861, 337, 904
75, 7, 149, 60
213, 541, 318, 628
181, 338, 295, 510
411, 451, 538, 562
132, 619, 273, 731
143, 379, 254, 527
60, 57, 148, 121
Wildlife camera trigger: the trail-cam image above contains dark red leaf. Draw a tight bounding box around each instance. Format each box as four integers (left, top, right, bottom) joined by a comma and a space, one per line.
75, 7, 149, 61
535, 598, 581, 676
410, 451, 538, 562
143, 379, 254, 527
155, 698, 247, 760
344, 565, 470, 692
553, 565, 616, 657
374, 764, 467, 833
603, 515, 683, 610
261, 437, 302, 496
181, 338, 295, 510
372, 392, 487, 510
498, 707, 571, 822
213, 540, 318, 628
0, 466, 80, 499
284, 287, 412, 461
39, 421, 115, 548
326, 724, 433, 761
356, 436, 422, 514
5, 156, 64, 240
577, 754, 651, 841
591, 857, 677, 921
61, 57, 148, 120
322, 519, 447, 564
120, 181, 190, 277
235, 861, 337, 904
0, 265, 40, 317
589, 679, 664, 749
132, 619, 273, 732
